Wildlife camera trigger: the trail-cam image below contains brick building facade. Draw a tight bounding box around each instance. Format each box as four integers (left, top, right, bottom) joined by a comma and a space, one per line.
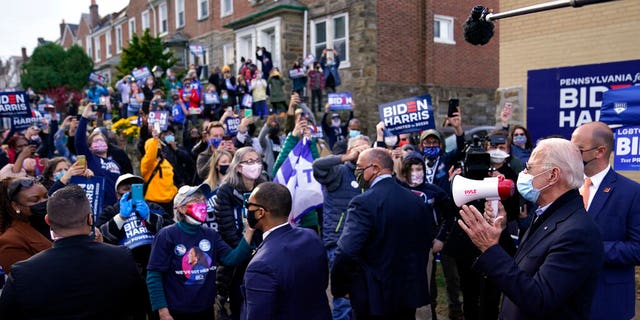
58, 0, 500, 134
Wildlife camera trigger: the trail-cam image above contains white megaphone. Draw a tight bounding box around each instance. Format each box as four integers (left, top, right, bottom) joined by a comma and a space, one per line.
451, 175, 515, 219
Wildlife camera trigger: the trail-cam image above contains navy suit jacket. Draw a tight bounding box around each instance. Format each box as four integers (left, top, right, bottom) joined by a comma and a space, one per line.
0, 235, 146, 319
473, 190, 603, 320
587, 169, 640, 320
331, 177, 432, 316
241, 224, 331, 320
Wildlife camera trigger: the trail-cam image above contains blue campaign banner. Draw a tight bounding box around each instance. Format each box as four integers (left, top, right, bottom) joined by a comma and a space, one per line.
225, 117, 241, 136
88, 72, 106, 86
527, 59, 640, 143
0, 91, 36, 131
328, 92, 353, 110
613, 126, 640, 171
69, 176, 105, 223
118, 215, 154, 249
378, 94, 434, 135
131, 66, 151, 82
600, 85, 640, 127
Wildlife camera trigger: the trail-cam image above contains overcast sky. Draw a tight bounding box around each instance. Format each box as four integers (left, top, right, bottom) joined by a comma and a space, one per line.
1, 0, 129, 59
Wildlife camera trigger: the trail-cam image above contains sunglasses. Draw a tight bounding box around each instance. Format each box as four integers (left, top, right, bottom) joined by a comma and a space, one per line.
8, 178, 39, 201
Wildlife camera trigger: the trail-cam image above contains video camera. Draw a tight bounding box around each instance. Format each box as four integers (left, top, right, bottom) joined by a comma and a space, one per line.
459, 134, 491, 180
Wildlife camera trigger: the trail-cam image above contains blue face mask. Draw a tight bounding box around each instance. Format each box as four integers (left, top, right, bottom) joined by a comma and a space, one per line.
53, 170, 66, 182
516, 169, 551, 203
208, 137, 223, 148
349, 130, 361, 138
513, 135, 527, 146
423, 146, 440, 159
164, 135, 175, 144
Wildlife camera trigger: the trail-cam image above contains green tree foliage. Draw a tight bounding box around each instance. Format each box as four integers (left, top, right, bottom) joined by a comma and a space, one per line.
20, 43, 93, 108
21, 43, 93, 91
116, 29, 177, 79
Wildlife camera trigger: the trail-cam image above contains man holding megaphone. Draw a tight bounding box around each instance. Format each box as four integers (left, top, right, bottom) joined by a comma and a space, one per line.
457, 138, 604, 319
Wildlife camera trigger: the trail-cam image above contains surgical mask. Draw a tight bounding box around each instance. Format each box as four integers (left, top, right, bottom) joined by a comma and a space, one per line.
170, 76, 175, 81
241, 163, 263, 180
331, 119, 341, 127
246, 208, 260, 229
513, 135, 527, 146
423, 146, 440, 159
349, 130, 361, 138
257, 50, 263, 56
164, 135, 175, 144
91, 140, 108, 153
185, 202, 207, 224
326, 60, 335, 67
354, 168, 369, 190
410, 172, 424, 186
53, 170, 67, 182
218, 165, 229, 175
222, 94, 229, 100
489, 149, 510, 165
516, 169, 552, 203
208, 137, 222, 148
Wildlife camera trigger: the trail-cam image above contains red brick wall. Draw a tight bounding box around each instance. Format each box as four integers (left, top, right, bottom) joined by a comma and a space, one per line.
377, 0, 498, 88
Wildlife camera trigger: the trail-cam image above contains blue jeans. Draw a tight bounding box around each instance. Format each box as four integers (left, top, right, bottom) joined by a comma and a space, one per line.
327, 246, 352, 320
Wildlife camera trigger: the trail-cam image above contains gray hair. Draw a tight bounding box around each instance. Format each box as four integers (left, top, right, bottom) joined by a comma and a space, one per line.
347, 135, 371, 150
222, 146, 261, 190
535, 138, 583, 189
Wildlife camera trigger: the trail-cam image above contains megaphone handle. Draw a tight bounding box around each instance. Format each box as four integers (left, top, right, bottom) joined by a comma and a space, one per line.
487, 197, 499, 221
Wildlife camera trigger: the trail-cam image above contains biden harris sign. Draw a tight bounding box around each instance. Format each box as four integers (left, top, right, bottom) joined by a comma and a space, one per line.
527, 60, 640, 143
378, 95, 435, 135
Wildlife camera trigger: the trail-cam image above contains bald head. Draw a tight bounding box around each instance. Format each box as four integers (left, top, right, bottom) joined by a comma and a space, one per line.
360, 148, 394, 172
571, 121, 613, 176
572, 122, 613, 157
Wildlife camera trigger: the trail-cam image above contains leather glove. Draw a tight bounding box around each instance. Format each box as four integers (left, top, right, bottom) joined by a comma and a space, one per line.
119, 192, 133, 219
134, 200, 150, 221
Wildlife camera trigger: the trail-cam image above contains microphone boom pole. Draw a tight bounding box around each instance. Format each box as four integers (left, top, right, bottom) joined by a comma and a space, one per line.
484, 0, 618, 21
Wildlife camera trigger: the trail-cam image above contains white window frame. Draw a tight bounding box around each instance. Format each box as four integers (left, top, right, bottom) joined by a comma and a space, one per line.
128, 18, 136, 42
158, 2, 168, 35
105, 31, 112, 58
221, 0, 233, 18
85, 36, 92, 59
175, 0, 185, 29
434, 15, 455, 44
116, 25, 123, 53
94, 35, 101, 62
142, 10, 150, 31
234, 17, 282, 72
198, 0, 209, 20
310, 13, 350, 68
223, 43, 235, 68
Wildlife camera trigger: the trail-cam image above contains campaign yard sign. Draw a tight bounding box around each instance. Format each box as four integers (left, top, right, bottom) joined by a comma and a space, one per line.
148, 111, 170, 131
527, 59, 640, 143
132, 66, 152, 82
225, 117, 241, 136
614, 126, 640, 171
288, 68, 305, 79
328, 92, 353, 110
88, 72, 107, 86
378, 95, 434, 135
0, 91, 36, 131
69, 176, 105, 223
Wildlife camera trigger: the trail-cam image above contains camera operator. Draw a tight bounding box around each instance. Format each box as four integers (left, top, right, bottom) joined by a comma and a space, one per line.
447, 130, 522, 320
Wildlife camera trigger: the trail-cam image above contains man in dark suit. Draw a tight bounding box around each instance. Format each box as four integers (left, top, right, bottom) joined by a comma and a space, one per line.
241, 182, 331, 320
572, 121, 640, 320
458, 138, 604, 319
331, 148, 433, 319
0, 185, 146, 319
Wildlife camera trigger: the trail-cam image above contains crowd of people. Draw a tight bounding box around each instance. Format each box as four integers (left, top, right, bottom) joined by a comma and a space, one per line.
0, 46, 638, 320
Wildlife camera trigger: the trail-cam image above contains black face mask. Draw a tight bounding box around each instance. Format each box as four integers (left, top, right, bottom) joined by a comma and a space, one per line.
247, 208, 260, 229
219, 165, 229, 175
27, 200, 50, 240
29, 200, 48, 217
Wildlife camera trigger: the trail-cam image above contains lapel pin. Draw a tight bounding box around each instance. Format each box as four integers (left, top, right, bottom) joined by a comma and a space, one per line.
603, 187, 611, 193
544, 226, 548, 231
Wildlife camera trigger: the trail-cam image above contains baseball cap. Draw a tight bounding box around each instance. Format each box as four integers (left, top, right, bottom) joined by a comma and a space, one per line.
331, 113, 340, 119
115, 174, 144, 192
173, 184, 211, 208
489, 134, 507, 146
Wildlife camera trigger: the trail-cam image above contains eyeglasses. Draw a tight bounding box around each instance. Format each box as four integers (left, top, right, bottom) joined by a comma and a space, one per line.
8, 178, 36, 201
356, 164, 374, 171
524, 162, 550, 172
240, 159, 261, 165
579, 146, 600, 155
245, 201, 265, 210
